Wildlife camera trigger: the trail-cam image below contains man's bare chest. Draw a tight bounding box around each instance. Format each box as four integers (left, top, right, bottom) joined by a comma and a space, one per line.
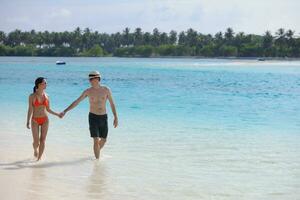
88, 90, 107, 103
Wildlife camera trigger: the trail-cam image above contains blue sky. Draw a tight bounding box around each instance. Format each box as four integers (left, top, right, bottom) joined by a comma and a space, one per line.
0, 0, 299, 35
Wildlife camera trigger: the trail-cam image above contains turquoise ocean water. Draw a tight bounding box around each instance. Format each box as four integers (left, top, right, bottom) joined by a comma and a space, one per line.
0, 57, 300, 199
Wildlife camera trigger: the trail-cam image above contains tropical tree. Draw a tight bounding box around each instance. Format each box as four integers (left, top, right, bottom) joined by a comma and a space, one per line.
0, 31, 6, 44
143, 32, 151, 45
262, 31, 274, 57
178, 31, 186, 45
186, 28, 198, 47
275, 28, 287, 56
169, 30, 177, 45
224, 28, 234, 45
151, 28, 160, 46
7, 29, 22, 46
0, 27, 299, 57
122, 27, 133, 47
159, 32, 168, 45
80, 44, 104, 57
133, 28, 143, 46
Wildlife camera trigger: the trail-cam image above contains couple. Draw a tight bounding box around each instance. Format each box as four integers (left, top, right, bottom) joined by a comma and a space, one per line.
26, 71, 118, 161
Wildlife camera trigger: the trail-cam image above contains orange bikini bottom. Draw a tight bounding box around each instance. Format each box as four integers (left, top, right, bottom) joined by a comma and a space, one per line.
32, 117, 48, 125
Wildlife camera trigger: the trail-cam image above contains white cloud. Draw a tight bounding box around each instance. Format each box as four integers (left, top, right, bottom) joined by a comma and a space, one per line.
0, 0, 299, 35
49, 9, 72, 19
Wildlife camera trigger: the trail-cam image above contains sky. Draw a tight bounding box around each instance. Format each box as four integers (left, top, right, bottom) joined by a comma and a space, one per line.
0, 0, 299, 35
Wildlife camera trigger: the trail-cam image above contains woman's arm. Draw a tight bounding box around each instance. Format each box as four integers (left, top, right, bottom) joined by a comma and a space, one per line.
47, 106, 60, 117
27, 95, 33, 129
46, 97, 61, 117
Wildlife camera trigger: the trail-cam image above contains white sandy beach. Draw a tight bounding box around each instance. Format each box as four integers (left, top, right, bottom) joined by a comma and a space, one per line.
0, 130, 122, 200
1, 128, 300, 200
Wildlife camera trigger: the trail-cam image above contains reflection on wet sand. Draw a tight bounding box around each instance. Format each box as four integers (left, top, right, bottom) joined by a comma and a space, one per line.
86, 161, 108, 199
0, 157, 91, 170
25, 167, 46, 200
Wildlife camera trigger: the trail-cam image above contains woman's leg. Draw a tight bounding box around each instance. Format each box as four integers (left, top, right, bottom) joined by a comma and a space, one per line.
31, 121, 39, 158
37, 120, 49, 161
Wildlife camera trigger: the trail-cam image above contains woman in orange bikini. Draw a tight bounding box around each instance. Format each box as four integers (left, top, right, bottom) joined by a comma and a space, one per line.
26, 77, 61, 161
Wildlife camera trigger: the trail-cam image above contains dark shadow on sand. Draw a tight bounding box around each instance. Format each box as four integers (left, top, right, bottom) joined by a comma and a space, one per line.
0, 157, 93, 170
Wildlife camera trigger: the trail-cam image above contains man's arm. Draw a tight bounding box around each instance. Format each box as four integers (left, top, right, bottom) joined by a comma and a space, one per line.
107, 87, 118, 128
62, 90, 88, 115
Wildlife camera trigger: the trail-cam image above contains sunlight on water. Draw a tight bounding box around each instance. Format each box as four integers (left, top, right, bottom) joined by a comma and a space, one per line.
1, 57, 300, 200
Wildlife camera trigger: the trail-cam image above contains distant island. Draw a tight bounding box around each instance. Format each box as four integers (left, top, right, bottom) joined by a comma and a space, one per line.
0, 27, 299, 58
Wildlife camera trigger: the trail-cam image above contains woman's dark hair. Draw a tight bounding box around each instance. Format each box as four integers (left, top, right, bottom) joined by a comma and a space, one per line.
33, 77, 46, 93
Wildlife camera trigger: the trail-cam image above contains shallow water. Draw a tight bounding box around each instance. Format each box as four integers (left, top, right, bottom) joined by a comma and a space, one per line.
0, 57, 300, 199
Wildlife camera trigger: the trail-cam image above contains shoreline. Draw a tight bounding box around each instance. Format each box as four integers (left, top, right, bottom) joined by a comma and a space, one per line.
1, 55, 300, 61
127, 56, 300, 61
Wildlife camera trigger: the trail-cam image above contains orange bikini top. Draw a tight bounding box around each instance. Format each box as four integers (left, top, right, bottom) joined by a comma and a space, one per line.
33, 94, 49, 107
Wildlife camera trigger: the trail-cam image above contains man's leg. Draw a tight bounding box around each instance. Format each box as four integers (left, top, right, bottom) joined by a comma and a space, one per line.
98, 138, 106, 159
99, 117, 108, 152
99, 138, 106, 150
93, 137, 101, 159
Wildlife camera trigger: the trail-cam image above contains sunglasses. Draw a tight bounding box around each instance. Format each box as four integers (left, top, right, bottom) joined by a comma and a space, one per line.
89, 77, 99, 81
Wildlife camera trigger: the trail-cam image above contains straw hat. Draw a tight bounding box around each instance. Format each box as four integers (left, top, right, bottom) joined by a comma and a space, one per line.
88, 71, 101, 79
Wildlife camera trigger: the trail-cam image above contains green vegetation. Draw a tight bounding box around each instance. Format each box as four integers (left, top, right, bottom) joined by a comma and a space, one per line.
79, 44, 104, 57
0, 27, 299, 57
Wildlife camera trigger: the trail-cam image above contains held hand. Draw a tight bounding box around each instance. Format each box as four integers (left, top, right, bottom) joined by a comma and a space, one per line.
113, 117, 118, 128
26, 122, 30, 129
59, 112, 65, 118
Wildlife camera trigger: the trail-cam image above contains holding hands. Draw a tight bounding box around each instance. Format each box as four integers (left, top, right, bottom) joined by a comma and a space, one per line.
53, 111, 64, 119
58, 111, 65, 118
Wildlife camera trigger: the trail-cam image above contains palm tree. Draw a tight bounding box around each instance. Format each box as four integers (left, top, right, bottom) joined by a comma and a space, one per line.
0, 31, 6, 44
286, 29, 295, 45
214, 32, 223, 45
81, 28, 91, 50
143, 32, 151, 45
232, 32, 246, 56
275, 28, 286, 45
169, 30, 177, 45
35, 31, 44, 48
286, 29, 296, 57
224, 27, 234, 45
160, 32, 168, 45
262, 31, 274, 57
7, 29, 22, 46
122, 27, 132, 47
262, 31, 273, 48
71, 27, 82, 51
186, 28, 198, 47
151, 28, 160, 47
178, 31, 186, 45
112, 32, 122, 48
275, 28, 287, 57
134, 28, 143, 46
294, 37, 300, 57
